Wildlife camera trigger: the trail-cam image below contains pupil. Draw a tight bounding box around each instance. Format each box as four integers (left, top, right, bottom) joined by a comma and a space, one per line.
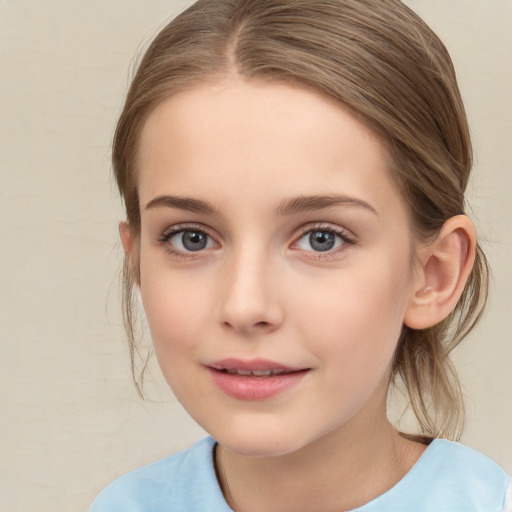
182, 231, 207, 251
310, 231, 335, 252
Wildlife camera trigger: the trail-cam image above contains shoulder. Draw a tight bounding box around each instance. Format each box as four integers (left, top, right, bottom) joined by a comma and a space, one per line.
89, 437, 231, 512
407, 439, 510, 511
359, 439, 510, 512
426, 439, 509, 489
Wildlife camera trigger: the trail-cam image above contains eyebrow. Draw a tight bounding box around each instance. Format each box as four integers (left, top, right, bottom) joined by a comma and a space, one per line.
274, 194, 379, 217
145, 195, 219, 215
144, 193, 378, 217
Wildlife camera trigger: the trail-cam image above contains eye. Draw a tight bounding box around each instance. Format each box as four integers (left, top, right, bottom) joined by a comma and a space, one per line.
294, 227, 352, 253
159, 226, 217, 254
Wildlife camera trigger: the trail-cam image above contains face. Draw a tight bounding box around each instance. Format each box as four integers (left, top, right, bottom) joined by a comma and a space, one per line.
132, 78, 419, 457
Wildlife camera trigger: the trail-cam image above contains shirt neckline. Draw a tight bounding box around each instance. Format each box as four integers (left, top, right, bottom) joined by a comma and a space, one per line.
206, 437, 444, 511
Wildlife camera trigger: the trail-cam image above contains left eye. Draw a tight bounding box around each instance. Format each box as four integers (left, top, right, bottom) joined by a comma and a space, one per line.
167, 230, 216, 252
295, 229, 345, 253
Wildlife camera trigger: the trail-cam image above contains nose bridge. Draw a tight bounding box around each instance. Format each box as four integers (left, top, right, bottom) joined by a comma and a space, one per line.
218, 239, 283, 334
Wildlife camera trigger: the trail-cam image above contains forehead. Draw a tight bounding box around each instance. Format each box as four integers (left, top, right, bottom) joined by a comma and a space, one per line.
137, 78, 405, 223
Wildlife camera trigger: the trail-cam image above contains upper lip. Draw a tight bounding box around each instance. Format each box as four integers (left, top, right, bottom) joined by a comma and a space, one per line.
207, 358, 306, 372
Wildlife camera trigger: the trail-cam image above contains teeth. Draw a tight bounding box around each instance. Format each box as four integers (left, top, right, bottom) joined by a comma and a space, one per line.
252, 370, 273, 376
224, 368, 289, 377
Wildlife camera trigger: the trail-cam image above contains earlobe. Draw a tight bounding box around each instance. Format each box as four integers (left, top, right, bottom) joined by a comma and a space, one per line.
119, 221, 141, 286
404, 215, 476, 330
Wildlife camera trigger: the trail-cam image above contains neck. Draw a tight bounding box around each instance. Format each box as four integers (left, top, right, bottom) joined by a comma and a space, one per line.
215, 415, 425, 512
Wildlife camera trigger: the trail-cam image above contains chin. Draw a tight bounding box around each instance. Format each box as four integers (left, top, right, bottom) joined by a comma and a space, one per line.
220, 433, 302, 458
205, 414, 311, 458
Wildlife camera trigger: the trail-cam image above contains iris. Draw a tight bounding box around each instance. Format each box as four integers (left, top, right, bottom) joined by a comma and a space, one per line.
310, 231, 336, 252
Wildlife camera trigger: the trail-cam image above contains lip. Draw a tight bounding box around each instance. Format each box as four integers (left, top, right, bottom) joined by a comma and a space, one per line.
206, 358, 310, 401
209, 358, 303, 372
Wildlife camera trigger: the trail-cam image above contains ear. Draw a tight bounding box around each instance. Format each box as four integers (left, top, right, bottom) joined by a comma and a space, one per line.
119, 221, 141, 287
404, 215, 476, 330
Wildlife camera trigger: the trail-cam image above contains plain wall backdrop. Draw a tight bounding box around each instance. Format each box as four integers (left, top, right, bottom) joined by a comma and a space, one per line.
0, 1, 511, 510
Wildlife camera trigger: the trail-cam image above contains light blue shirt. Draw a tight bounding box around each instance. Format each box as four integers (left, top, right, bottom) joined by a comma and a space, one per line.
90, 436, 510, 511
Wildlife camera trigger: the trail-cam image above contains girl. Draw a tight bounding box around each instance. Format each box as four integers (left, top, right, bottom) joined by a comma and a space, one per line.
91, 0, 511, 510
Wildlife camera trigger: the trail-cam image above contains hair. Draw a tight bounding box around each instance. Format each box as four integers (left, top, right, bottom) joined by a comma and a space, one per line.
113, 0, 488, 441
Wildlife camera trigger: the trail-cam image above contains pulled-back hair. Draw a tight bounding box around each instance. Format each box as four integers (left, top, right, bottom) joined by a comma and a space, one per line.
113, 0, 488, 440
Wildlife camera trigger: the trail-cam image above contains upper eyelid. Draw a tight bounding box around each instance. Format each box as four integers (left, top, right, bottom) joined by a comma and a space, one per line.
157, 221, 354, 246
161, 223, 216, 238
158, 225, 218, 256
296, 223, 345, 234
293, 222, 354, 239
159, 221, 349, 233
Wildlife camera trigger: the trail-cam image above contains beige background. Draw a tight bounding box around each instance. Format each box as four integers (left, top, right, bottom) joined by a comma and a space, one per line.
0, 1, 510, 510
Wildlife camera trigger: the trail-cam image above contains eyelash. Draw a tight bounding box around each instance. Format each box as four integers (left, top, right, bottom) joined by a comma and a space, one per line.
157, 223, 356, 260
291, 223, 356, 260
158, 223, 218, 260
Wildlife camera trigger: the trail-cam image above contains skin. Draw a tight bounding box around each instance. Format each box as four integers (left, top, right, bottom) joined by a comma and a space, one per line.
120, 78, 476, 511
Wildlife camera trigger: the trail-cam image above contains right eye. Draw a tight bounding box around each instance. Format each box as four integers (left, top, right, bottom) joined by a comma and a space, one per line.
159, 227, 217, 255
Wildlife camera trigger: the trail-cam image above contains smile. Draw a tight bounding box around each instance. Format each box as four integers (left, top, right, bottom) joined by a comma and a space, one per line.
221, 368, 290, 377
206, 358, 310, 400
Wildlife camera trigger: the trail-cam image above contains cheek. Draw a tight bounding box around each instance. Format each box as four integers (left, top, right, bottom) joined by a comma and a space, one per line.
296, 255, 412, 370
295, 263, 411, 420
139, 265, 209, 357
139, 268, 214, 404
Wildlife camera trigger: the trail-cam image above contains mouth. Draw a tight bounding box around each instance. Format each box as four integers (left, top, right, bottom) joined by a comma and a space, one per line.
206, 358, 310, 400
208, 358, 307, 375
215, 368, 296, 377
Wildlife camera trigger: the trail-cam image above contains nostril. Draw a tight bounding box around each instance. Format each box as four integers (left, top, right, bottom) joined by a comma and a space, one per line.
222, 319, 273, 333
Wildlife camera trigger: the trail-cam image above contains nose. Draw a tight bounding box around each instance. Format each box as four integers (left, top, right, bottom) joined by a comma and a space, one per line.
217, 249, 284, 335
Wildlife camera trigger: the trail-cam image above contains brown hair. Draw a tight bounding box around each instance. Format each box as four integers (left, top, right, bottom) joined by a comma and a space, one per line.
113, 0, 488, 440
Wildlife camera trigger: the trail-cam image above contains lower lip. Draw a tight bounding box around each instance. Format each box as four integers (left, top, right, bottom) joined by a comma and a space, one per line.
207, 368, 309, 401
